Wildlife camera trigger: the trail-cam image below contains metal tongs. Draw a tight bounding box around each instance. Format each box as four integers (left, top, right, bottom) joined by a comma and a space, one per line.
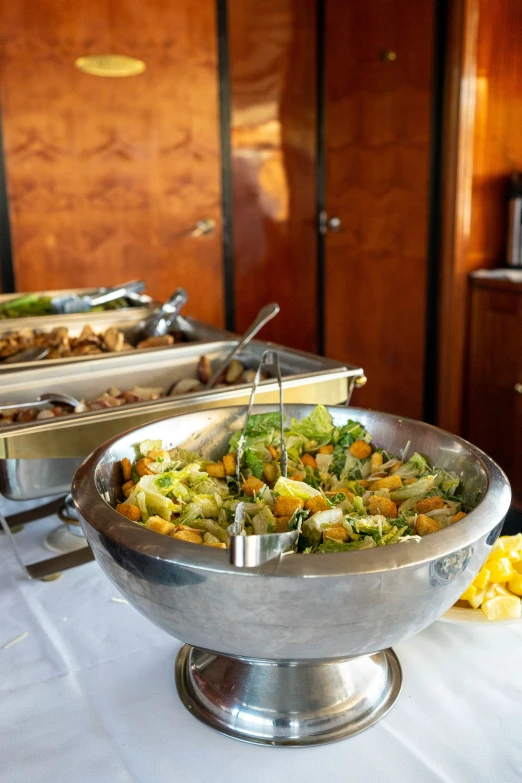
228, 349, 299, 568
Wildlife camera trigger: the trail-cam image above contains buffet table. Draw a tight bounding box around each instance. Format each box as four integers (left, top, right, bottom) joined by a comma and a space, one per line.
1, 499, 521, 783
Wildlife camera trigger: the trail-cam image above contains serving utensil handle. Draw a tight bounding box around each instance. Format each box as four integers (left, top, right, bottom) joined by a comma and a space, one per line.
88, 280, 145, 306
206, 302, 280, 389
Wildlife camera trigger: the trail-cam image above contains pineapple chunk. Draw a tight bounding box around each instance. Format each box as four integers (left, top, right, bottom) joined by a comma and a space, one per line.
508, 573, 522, 596
473, 568, 490, 590
460, 584, 477, 602
481, 596, 521, 621
488, 557, 514, 583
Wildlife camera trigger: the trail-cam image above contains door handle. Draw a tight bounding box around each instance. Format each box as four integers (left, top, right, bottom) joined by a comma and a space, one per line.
189, 218, 216, 237
318, 210, 341, 235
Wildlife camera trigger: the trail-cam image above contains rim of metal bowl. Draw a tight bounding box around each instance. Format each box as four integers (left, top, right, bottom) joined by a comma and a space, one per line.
72, 406, 511, 578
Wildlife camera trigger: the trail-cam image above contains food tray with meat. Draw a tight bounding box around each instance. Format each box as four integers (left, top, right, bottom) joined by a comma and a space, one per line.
0, 314, 231, 371
0, 340, 364, 499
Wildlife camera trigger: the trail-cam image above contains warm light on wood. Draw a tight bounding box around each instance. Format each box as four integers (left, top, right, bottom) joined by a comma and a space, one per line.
74, 54, 146, 78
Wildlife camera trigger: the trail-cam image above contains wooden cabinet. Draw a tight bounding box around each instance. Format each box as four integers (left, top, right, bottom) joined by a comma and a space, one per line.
466, 277, 522, 509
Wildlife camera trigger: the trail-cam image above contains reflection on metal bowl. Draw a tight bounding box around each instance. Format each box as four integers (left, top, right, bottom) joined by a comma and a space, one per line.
72, 405, 511, 746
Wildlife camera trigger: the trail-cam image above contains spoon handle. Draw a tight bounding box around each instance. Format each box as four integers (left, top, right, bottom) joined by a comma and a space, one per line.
206, 302, 280, 389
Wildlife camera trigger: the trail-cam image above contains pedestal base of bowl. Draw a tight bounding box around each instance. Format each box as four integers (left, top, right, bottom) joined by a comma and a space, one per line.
175, 645, 402, 746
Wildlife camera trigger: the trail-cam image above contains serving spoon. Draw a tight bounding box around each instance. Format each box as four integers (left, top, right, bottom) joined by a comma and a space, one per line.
0, 392, 81, 412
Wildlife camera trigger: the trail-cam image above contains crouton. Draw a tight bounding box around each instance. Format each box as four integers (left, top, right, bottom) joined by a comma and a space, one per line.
146, 516, 176, 536
121, 457, 132, 482
274, 516, 292, 533
450, 511, 467, 524
135, 458, 153, 477
172, 528, 203, 544
323, 525, 349, 543
241, 476, 265, 496
415, 496, 445, 514
369, 475, 403, 491
304, 495, 330, 514
222, 453, 237, 476
147, 449, 171, 462
292, 472, 305, 481
415, 514, 441, 536
122, 479, 135, 498
262, 462, 278, 485
116, 502, 141, 522
206, 462, 226, 478
267, 445, 278, 459
349, 440, 372, 459
326, 488, 355, 502
368, 495, 398, 518
370, 452, 383, 474
302, 453, 317, 469
390, 461, 403, 474
273, 496, 304, 517
404, 478, 417, 485
318, 445, 334, 454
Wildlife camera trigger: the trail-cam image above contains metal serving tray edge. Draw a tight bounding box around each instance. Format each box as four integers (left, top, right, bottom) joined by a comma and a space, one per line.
0, 340, 363, 499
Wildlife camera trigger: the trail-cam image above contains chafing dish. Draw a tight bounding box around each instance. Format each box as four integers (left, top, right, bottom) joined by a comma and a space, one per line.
0, 342, 363, 498
0, 285, 156, 320
0, 314, 231, 372
72, 404, 510, 746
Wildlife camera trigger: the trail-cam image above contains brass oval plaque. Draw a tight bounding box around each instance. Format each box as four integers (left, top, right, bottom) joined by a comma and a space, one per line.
74, 54, 146, 78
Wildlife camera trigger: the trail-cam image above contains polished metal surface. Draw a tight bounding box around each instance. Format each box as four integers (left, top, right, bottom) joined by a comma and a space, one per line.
126, 288, 188, 342
1, 347, 50, 364
206, 303, 280, 388
52, 280, 145, 314
0, 391, 80, 412
0, 345, 360, 499
72, 404, 510, 744
175, 646, 402, 746
229, 530, 299, 568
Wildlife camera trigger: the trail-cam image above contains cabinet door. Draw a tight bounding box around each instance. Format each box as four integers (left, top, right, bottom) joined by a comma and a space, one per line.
323, 0, 435, 417
0, 0, 224, 326
467, 286, 522, 506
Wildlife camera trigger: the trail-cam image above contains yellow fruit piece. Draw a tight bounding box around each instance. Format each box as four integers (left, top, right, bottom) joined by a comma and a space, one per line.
460, 584, 477, 602
487, 557, 514, 582
480, 596, 521, 621
514, 561, 522, 575
473, 568, 490, 590
469, 589, 485, 609
508, 573, 522, 596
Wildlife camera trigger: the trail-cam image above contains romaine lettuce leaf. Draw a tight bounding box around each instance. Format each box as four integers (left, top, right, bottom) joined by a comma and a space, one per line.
287, 405, 334, 446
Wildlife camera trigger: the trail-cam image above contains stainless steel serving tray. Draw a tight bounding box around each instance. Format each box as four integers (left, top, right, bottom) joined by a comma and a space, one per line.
0, 314, 231, 372
0, 340, 364, 499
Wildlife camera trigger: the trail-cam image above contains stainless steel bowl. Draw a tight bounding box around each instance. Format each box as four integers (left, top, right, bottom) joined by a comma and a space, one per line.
72, 405, 511, 746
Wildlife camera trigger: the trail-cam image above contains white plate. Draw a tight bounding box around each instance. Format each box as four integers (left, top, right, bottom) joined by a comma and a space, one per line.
440, 604, 522, 626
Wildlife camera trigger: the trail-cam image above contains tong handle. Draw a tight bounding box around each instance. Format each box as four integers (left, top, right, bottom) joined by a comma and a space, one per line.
144, 288, 189, 337
235, 349, 287, 486
89, 280, 145, 306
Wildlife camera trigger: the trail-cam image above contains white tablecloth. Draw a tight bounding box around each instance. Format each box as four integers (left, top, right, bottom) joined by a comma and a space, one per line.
1, 500, 522, 783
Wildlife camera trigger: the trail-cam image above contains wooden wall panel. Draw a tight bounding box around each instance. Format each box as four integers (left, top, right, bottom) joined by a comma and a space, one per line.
0, 0, 224, 326
228, 0, 318, 351
324, 0, 435, 418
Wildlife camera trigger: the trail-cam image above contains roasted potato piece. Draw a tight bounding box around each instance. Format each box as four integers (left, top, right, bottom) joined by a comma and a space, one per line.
273, 496, 304, 517
370, 475, 403, 491
103, 327, 124, 352
116, 503, 141, 522
197, 355, 212, 384
368, 495, 398, 519
122, 479, 135, 498
318, 444, 334, 454
415, 514, 441, 536
323, 525, 349, 543
136, 335, 174, 350
242, 476, 266, 496
136, 458, 154, 477
262, 462, 279, 485
349, 440, 372, 459
304, 495, 330, 514
172, 528, 203, 544
415, 496, 445, 514
302, 453, 317, 469
225, 359, 244, 384
121, 457, 132, 482
146, 516, 176, 536
274, 515, 292, 533
450, 511, 467, 524
222, 453, 237, 476
170, 378, 203, 395
370, 452, 383, 474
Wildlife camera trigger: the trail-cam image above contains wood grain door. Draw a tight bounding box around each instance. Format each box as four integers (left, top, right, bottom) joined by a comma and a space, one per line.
323, 0, 435, 417
0, 0, 224, 326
